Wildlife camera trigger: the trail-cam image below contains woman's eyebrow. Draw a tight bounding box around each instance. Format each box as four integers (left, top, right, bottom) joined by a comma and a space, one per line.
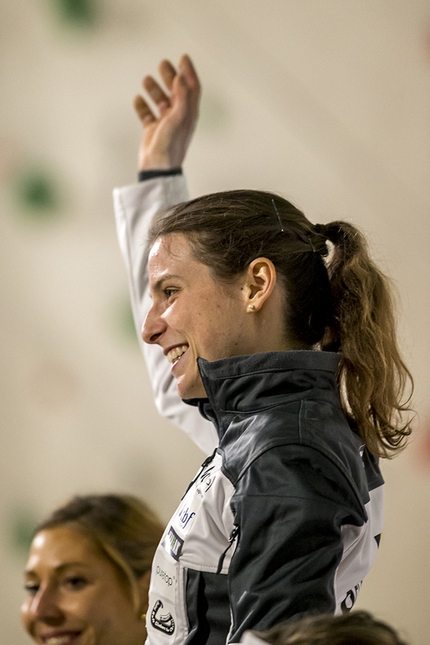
152, 274, 182, 293
24, 562, 87, 575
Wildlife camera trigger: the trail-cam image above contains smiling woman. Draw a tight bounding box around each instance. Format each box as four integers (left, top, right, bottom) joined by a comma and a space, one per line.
139, 188, 414, 645
21, 494, 164, 645
113, 56, 414, 645
143, 232, 284, 400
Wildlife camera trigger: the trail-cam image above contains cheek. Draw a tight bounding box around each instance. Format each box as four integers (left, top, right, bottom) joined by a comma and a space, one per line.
69, 592, 103, 623
80, 589, 135, 637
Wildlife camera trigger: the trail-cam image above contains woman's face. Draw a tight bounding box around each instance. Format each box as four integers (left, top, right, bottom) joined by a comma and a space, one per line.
22, 526, 146, 645
142, 233, 260, 399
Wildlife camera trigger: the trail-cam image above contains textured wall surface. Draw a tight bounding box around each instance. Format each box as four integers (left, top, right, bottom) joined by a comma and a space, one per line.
1, 1, 430, 643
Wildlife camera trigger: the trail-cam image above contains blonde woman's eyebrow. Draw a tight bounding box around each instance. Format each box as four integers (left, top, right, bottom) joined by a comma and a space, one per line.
24, 561, 87, 575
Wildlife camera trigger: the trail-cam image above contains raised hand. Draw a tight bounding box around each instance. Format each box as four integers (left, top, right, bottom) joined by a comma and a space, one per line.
134, 54, 201, 171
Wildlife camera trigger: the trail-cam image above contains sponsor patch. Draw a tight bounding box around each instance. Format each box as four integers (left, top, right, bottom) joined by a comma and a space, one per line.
341, 582, 362, 612
178, 505, 196, 530
151, 599, 175, 635
155, 564, 175, 587
163, 525, 184, 561
197, 464, 216, 494
175, 494, 202, 536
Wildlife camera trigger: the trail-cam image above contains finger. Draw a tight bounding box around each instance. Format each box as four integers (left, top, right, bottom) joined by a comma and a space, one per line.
159, 59, 177, 92
142, 75, 171, 108
133, 95, 156, 125
178, 54, 200, 92
172, 56, 200, 115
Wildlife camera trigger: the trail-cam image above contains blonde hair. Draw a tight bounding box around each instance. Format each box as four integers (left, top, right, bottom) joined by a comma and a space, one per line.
35, 494, 164, 611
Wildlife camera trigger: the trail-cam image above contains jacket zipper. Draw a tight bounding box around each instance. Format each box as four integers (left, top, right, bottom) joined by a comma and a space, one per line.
181, 448, 217, 500
217, 526, 239, 574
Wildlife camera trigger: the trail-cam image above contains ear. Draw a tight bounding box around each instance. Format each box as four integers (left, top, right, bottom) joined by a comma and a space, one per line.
243, 257, 277, 311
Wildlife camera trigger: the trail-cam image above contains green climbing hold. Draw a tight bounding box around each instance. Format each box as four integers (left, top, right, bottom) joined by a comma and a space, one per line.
13, 167, 59, 219
53, 0, 98, 27
9, 509, 39, 558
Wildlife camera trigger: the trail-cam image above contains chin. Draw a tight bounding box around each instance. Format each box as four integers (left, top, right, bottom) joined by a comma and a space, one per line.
177, 378, 206, 400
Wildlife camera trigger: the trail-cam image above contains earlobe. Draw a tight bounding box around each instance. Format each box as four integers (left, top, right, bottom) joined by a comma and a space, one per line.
245, 257, 277, 311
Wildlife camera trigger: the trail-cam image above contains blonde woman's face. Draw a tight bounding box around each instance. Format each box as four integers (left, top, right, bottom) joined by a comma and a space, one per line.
21, 526, 146, 645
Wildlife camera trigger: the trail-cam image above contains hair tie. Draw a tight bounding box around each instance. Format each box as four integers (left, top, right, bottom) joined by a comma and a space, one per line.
308, 236, 317, 253
311, 223, 330, 257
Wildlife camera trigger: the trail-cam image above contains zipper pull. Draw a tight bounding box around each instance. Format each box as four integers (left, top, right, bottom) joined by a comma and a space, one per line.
217, 526, 239, 574
181, 448, 217, 500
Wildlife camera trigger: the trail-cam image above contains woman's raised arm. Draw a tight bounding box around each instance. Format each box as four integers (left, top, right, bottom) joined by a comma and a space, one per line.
113, 56, 218, 455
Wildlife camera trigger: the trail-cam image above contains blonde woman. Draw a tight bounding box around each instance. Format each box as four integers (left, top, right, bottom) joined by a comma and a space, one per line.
22, 494, 164, 645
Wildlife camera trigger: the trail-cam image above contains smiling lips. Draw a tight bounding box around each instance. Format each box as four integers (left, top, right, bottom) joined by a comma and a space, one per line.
40, 632, 82, 645
166, 345, 188, 364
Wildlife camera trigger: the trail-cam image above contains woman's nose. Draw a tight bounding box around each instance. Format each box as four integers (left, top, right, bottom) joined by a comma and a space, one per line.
29, 587, 64, 625
141, 304, 167, 344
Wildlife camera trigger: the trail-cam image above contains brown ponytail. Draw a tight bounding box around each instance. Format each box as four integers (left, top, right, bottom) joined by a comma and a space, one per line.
149, 189, 414, 457
316, 221, 414, 457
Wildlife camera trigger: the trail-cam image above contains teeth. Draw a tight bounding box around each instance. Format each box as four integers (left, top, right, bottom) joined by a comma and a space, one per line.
44, 636, 79, 645
167, 345, 188, 364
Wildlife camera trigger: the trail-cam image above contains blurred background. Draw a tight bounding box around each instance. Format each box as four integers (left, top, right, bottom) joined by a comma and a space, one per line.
1, 0, 430, 642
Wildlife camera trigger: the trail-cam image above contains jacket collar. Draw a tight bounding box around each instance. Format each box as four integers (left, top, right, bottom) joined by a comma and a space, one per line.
185, 350, 341, 438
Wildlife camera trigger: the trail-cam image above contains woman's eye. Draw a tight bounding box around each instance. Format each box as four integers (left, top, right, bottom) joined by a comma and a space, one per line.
24, 582, 39, 596
64, 576, 88, 591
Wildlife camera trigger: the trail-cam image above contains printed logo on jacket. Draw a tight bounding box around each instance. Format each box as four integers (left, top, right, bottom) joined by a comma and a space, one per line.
147, 452, 230, 643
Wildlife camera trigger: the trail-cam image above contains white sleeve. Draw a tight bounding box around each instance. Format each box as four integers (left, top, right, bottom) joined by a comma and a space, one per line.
113, 176, 218, 455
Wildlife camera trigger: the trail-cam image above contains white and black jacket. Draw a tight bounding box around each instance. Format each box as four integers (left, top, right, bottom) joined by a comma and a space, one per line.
147, 350, 383, 645
113, 177, 384, 644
